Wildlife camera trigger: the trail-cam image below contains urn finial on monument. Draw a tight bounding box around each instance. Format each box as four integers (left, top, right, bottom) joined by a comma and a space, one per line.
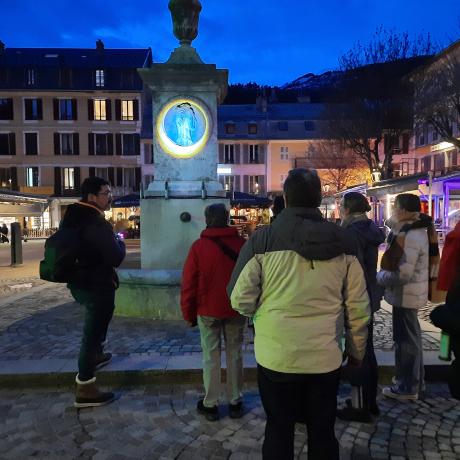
168, 0, 202, 46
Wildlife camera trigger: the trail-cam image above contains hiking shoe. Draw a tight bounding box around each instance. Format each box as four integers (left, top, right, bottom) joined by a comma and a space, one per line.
229, 402, 244, 419
337, 406, 374, 423
344, 398, 380, 417
197, 399, 219, 421
382, 386, 418, 401
94, 352, 112, 370
74, 375, 115, 408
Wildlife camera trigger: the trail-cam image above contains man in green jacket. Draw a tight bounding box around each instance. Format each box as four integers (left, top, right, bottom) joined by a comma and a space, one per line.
228, 168, 370, 460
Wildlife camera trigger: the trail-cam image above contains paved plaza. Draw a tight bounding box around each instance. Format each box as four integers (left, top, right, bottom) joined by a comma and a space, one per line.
0, 250, 458, 459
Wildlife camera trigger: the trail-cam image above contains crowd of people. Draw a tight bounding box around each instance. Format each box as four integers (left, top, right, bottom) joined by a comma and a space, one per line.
51, 172, 459, 460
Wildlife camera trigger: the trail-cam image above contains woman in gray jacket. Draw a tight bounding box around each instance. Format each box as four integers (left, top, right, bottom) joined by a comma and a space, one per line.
377, 194, 429, 400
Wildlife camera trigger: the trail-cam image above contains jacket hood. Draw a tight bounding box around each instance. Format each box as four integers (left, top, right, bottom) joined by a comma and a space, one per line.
272, 207, 356, 261
200, 226, 240, 238
349, 219, 385, 247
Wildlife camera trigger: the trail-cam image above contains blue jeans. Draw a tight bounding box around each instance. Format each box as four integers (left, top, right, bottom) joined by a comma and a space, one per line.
393, 306, 424, 394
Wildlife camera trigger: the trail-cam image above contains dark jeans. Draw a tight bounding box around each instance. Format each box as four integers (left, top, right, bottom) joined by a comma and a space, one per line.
393, 306, 424, 394
257, 364, 340, 460
71, 288, 115, 381
360, 320, 378, 409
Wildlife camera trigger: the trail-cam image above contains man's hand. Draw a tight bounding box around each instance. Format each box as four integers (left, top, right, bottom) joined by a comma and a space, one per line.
186, 319, 197, 327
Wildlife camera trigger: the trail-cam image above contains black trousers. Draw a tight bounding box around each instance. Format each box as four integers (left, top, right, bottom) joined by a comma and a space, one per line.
257, 364, 340, 460
361, 320, 378, 409
71, 288, 115, 381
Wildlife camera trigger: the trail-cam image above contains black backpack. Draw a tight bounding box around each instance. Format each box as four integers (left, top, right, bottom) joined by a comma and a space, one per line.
39, 227, 81, 283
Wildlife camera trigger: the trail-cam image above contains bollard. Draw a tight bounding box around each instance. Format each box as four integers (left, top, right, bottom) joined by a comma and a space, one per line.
10, 222, 23, 266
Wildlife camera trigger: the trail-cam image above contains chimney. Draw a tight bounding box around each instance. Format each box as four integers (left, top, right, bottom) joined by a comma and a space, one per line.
0, 41, 5, 55
96, 39, 104, 53
256, 95, 268, 113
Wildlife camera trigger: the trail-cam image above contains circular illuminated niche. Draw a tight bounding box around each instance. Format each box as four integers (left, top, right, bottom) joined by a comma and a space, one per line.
156, 98, 210, 159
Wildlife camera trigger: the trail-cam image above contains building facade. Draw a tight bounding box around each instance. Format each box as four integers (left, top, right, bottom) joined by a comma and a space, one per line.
0, 41, 152, 227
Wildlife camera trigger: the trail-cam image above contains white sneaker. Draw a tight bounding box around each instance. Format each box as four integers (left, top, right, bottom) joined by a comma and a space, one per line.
382, 386, 418, 401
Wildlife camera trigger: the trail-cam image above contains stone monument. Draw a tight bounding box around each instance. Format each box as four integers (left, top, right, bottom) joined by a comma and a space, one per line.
115, 0, 229, 318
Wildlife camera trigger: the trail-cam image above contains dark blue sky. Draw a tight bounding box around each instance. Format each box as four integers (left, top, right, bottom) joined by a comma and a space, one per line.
2, 0, 459, 85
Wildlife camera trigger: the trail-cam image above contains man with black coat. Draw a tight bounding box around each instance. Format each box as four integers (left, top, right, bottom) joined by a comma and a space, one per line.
61, 177, 125, 408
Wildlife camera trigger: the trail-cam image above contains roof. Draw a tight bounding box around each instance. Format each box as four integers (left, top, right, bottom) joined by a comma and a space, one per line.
0, 46, 152, 91
217, 103, 329, 140
0, 47, 152, 69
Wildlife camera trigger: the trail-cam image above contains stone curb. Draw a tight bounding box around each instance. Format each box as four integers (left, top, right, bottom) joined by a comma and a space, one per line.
0, 363, 450, 390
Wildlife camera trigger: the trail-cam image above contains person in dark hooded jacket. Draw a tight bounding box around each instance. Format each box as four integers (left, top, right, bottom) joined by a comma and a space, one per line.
337, 192, 385, 422
61, 177, 125, 408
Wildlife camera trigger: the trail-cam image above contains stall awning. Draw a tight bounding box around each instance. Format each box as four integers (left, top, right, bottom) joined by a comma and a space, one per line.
112, 194, 140, 208
367, 173, 428, 198
231, 191, 272, 208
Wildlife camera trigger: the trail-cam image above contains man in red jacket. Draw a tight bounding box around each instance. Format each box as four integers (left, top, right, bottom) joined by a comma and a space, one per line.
181, 203, 246, 421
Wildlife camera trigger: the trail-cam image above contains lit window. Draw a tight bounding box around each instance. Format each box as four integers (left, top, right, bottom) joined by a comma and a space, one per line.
121, 100, 134, 121
249, 175, 260, 194
94, 99, 107, 121
63, 168, 75, 190
248, 123, 258, 134
26, 167, 39, 187
223, 175, 234, 191
95, 69, 105, 87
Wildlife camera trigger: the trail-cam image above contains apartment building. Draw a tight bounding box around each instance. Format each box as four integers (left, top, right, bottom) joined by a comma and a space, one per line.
217, 99, 356, 196
0, 40, 152, 226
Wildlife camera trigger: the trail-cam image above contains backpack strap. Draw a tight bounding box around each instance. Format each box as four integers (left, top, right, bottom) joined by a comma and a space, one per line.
203, 236, 239, 262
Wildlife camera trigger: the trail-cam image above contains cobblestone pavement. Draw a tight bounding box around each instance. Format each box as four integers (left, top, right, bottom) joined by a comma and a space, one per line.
0, 383, 459, 460
0, 283, 439, 360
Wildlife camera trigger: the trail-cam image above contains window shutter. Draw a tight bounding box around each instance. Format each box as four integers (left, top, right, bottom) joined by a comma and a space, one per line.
218, 144, 224, 163
234, 175, 241, 192
87, 99, 94, 121
53, 99, 59, 120
37, 99, 43, 120
116, 167, 123, 186
133, 99, 139, 121
54, 133, 60, 155
54, 167, 61, 195
73, 133, 79, 155
115, 99, 121, 121
108, 167, 115, 186
258, 175, 266, 194
243, 175, 249, 193
8, 133, 15, 155
402, 133, 410, 155
134, 167, 141, 191
88, 133, 94, 155
72, 99, 78, 120
7, 99, 13, 120
134, 134, 140, 155
89, 167, 95, 178
107, 134, 114, 156
259, 144, 266, 164
243, 144, 249, 164
24, 99, 32, 119
235, 144, 241, 164
10, 167, 18, 191
74, 167, 81, 194
106, 99, 112, 120
115, 133, 122, 155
